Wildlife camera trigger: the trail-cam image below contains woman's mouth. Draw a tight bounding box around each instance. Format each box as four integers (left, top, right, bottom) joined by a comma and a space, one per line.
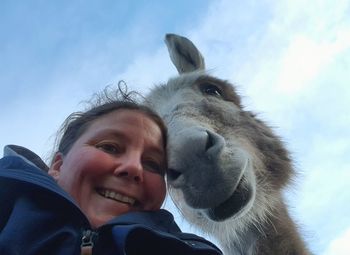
96, 188, 136, 206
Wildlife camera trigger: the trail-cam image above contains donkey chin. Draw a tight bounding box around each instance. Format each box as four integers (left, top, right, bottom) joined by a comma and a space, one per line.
205, 163, 256, 222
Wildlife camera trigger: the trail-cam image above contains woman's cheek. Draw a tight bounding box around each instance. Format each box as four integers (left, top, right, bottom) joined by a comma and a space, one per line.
145, 174, 166, 209
82, 150, 113, 173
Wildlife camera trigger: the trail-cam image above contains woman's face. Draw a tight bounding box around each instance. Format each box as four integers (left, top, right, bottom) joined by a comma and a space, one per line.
49, 109, 166, 228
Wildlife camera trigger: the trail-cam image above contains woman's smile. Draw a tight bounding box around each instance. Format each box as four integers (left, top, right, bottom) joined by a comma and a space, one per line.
96, 188, 136, 206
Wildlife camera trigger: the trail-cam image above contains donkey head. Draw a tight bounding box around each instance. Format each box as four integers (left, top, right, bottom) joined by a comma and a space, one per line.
146, 34, 293, 230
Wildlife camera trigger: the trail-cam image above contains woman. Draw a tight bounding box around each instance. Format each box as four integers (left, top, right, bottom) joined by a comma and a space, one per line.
0, 87, 222, 255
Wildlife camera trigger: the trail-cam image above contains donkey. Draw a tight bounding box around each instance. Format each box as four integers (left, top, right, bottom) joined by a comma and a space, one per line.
146, 34, 310, 255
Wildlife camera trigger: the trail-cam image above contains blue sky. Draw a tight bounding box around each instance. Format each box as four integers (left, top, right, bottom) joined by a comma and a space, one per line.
1, 1, 349, 254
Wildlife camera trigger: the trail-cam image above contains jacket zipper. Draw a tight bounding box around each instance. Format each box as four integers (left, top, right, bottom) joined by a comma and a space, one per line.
81, 229, 98, 249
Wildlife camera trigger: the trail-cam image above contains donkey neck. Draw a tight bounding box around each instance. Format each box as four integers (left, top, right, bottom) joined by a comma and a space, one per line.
224, 227, 258, 255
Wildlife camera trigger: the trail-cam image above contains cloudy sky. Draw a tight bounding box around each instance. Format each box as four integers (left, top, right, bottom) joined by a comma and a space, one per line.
1, 0, 349, 254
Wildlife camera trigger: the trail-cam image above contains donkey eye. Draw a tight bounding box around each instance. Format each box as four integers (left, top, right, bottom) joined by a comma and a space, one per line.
199, 83, 222, 97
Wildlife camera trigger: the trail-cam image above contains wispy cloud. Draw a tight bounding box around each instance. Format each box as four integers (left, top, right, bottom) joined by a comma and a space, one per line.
275, 32, 350, 95
323, 228, 350, 255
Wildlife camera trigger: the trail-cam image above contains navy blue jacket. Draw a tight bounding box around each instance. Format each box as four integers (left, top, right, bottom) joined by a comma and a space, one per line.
0, 156, 222, 255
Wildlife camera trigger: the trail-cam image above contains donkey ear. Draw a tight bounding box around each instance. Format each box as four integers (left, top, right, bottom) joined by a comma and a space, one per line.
165, 33, 205, 74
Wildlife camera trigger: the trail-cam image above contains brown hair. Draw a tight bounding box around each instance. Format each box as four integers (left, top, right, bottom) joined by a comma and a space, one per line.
53, 82, 167, 160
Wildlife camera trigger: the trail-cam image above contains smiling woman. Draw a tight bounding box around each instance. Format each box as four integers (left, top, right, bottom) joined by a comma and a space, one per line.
49, 109, 167, 229
48, 86, 168, 229
0, 85, 222, 255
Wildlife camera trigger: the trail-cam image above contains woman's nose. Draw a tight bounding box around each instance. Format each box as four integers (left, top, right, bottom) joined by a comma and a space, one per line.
113, 154, 143, 183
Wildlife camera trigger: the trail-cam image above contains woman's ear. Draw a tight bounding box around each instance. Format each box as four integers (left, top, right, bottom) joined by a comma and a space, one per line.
48, 152, 63, 181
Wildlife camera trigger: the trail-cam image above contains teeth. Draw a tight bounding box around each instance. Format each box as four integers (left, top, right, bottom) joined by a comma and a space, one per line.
99, 189, 136, 205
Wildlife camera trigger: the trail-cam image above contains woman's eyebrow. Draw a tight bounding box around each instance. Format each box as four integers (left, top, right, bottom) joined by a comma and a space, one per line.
93, 128, 165, 154
144, 141, 165, 155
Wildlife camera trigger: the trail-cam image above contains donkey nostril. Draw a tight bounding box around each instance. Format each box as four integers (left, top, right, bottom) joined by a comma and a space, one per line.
205, 131, 214, 151
167, 168, 181, 181
204, 130, 225, 157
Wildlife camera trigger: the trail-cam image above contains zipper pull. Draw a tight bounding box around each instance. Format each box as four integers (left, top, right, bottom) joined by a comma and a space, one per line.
81, 229, 98, 248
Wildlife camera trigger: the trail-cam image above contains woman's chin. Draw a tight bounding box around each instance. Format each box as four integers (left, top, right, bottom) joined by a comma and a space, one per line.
89, 216, 107, 229
87, 208, 131, 228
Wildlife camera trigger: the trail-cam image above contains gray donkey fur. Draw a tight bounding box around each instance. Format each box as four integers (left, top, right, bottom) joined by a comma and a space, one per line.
146, 34, 310, 255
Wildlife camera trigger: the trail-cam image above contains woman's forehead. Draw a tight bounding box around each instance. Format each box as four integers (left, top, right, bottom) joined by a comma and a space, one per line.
84, 109, 164, 145
93, 109, 160, 129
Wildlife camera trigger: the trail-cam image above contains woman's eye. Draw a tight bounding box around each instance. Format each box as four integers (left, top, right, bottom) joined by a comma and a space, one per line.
143, 160, 165, 176
96, 143, 121, 154
199, 83, 222, 97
